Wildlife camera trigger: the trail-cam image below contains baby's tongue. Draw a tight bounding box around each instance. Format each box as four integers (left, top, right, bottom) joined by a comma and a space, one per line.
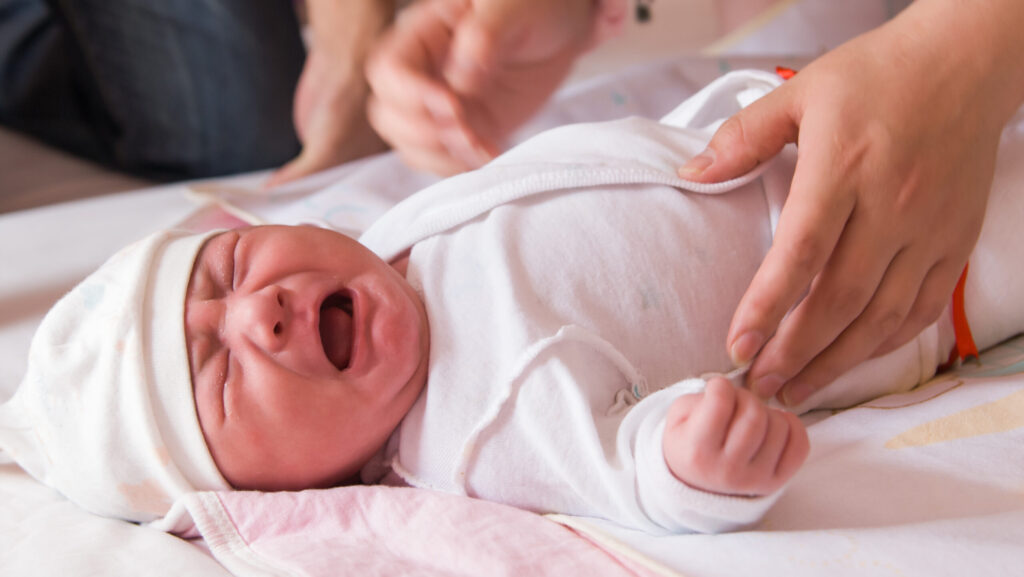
320, 306, 353, 370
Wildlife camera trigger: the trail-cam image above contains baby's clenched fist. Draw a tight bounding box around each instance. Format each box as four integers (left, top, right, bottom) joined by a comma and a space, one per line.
662, 377, 809, 497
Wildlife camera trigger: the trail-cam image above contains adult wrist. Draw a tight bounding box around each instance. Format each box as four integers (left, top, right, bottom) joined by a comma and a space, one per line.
891, 0, 1024, 127
306, 0, 395, 58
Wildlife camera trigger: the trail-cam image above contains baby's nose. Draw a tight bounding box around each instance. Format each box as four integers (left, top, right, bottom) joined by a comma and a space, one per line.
226, 286, 289, 352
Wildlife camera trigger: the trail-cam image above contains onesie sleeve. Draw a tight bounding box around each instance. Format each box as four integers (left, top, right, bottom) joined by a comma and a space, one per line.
624, 382, 783, 534
412, 328, 787, 537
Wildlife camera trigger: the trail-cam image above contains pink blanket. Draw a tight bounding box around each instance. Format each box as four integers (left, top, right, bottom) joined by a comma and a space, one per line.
173, 485, 661, 577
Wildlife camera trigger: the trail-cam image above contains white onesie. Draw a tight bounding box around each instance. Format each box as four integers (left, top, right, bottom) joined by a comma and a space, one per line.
358, 71, 962, 534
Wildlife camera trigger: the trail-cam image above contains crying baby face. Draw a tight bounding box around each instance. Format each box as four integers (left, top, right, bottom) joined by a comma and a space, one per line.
184, 225, 429, 490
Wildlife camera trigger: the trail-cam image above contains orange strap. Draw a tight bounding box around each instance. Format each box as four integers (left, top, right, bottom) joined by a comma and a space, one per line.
775, 66, 798, 80
949, 262, 979, 364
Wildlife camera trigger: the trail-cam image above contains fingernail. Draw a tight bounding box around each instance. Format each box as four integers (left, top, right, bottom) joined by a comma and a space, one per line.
678, 150, 715, 178
730, 331, 764, 366
752, 374, 784, 400
781, 382, 814, 407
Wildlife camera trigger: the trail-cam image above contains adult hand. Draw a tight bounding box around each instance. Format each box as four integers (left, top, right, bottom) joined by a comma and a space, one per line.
365, 0, 596, 175
678, 0, 1024, 406
267, 0, 392, 187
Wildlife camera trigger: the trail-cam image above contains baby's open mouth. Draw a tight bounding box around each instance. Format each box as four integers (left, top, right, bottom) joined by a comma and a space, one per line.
319, 292, 354, 371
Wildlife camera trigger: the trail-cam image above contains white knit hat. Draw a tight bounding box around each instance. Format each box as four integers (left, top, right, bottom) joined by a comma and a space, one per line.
0, 229, 231, 523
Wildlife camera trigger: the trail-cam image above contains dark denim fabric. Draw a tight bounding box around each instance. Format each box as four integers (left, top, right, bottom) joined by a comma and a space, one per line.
0, 0, 304, 179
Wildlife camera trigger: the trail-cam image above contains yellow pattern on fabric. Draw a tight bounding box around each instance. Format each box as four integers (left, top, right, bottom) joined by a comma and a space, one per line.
885, 389, 1024, 449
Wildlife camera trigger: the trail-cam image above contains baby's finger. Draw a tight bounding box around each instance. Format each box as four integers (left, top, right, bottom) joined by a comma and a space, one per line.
722, 389, 769, 464
664, 393, 703, 429
686, 378, 738, 450
748, 410, 792, 485
771, 411, 809, 485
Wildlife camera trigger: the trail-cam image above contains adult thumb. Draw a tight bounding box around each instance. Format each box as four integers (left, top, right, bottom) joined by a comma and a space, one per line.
678, 89, 799, 183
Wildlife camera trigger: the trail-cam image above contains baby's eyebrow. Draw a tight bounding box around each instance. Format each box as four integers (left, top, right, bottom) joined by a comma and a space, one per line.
185, 233, 231, 381
190, 231, 239, 299
227, 231, 241, 291
186, 331, 216, 382
188, 234, 223, 295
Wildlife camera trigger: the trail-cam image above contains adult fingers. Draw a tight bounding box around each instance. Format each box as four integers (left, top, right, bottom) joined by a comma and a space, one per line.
871, 258, 964, 358
772, 247, 932, 405
746, 201, 897, 398
267, 115, 360, 187
367, 95, 450, 150
366, 0, 459, 119
264, 152, 311, 188
375, 115, 474, 175
677, 86, 799, 183
267, 136, 371, 188
397, 145, 473, 176
445, 0, 588, 95
367, 1, 501, 174
444, 0, 505, 95
367, 72, 489, 159
367, 48, 456, 122
368, 93, 493, 173
727, 124, 856, 371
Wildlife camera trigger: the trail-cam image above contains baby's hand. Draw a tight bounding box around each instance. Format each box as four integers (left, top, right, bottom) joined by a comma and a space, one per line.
662, 378, 809, 497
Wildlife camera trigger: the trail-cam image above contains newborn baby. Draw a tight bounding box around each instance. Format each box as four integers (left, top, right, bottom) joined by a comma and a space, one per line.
184, 223, 809, 537
3, 70, 1021, 535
